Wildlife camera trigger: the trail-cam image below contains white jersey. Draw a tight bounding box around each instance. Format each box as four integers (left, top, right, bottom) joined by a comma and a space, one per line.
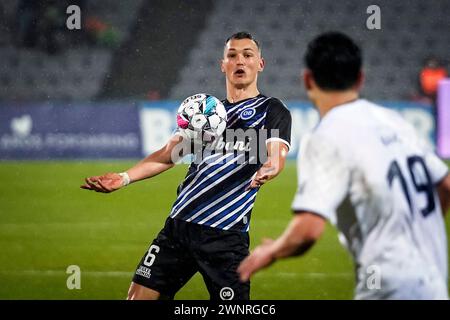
292, 99, 449, 299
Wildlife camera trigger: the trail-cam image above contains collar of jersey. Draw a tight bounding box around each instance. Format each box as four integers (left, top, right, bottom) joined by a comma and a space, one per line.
316, 98, 364, 127
223, 94, 265, 106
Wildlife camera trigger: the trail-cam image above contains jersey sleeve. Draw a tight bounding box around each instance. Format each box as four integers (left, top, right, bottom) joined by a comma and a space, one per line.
398, 113, 449, 184
424, 150, 449, 184
264, 98, 292, 150
291, 133, 350, 223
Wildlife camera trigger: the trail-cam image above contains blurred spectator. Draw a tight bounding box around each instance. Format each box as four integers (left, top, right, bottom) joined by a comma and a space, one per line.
146, 90, 161, 101
0, 2, 8, 46
14, 0, 121, 52
15, 0, 88, 54
0, 3, 4, 26
40, 0, 63, 54
85, 16, 108, 44
420, 57, 448, 101
15, 0, 62, 54
97, 27, 121, 48
85, 16, 121, 49
15, 0, 40, 48
419, 57, 447, 143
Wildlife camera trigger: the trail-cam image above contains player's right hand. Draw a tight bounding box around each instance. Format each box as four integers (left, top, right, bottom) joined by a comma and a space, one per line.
80, 172, 124, 193
237, 238, 276, 282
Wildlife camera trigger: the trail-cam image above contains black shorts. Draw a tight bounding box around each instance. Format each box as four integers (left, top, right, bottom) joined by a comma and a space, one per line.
132, 217, 250, 300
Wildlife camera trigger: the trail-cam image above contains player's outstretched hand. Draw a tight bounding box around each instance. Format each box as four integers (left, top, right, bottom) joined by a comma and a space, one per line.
80, 172, 124, 193
246, 166, 276, 190
237, 238, 276, 282
247, 177, 263, 190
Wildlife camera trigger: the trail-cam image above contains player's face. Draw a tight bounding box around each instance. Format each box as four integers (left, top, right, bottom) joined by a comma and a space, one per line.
221, 39, 264, 89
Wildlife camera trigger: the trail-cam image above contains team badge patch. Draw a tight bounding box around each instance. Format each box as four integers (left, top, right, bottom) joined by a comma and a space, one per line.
240, 108, 256, 120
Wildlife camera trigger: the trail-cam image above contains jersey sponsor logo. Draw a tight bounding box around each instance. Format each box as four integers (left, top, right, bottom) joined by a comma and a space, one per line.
240, 108, 256, 120
135, 266, 152, 278
211, 136, 251, 152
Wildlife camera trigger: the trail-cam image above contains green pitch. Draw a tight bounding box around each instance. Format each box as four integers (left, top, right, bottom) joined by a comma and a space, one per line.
0, 160, 449, 300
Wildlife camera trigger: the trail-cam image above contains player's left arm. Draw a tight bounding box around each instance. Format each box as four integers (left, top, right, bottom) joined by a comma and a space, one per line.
423, 146, 450, 216
437, 173, 450, 216
248, 141, 289, 189
248, 98, 292, 189
238, 212, 326, 282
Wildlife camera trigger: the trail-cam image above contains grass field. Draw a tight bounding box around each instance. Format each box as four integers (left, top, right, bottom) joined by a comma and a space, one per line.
0, 160, 449, 300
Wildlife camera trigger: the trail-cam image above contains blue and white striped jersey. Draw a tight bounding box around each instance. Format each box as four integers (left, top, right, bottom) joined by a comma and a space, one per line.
169, 94, 292, 232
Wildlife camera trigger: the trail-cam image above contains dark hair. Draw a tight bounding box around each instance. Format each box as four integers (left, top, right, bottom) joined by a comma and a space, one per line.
225, 31, 261, 51
305, 32, 362, 91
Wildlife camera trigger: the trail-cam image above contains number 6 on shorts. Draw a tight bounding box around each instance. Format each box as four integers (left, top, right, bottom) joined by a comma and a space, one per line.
143, 245, 160, 267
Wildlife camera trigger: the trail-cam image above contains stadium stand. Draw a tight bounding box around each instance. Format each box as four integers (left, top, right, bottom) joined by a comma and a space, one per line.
0, 0, 143, 101
169, 0, 450, 101
0, 0, 449, 102
100, 0, 214, 100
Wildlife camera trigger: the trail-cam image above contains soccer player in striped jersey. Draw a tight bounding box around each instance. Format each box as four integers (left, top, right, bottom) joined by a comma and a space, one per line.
81, 31, 292, 300
238, 32, 450, 299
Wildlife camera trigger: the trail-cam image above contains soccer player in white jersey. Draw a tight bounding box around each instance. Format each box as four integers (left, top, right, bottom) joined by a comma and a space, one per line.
238, 32, 450, 299
81, 32, 292, 300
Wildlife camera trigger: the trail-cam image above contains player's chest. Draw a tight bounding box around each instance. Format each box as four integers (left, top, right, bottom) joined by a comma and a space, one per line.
225, 105, 269, 130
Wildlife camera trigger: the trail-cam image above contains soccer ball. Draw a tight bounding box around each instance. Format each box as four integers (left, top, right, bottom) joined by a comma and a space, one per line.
176, 93, 227, 142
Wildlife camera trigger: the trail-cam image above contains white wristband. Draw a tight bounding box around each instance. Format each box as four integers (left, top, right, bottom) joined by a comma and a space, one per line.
119, 172, 131, 186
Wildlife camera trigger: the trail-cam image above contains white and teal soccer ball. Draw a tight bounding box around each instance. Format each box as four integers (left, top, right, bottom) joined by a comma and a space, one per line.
177, 93, 227, 142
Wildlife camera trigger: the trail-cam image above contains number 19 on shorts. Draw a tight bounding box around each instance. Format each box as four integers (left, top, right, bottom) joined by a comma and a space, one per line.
143, 245, 160, 267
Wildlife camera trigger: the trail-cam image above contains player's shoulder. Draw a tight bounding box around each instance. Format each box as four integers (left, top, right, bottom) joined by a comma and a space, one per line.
267, 96, 288, 108
313, 99, 372, 142
326, 98, 373, 118
315, 98, 416, 144
361, 100, 416, 133
265, 96, 291, 115
318, 99, 398, 129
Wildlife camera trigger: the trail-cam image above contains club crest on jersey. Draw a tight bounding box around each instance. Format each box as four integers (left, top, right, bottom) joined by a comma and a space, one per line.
240, 108, 256, 120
